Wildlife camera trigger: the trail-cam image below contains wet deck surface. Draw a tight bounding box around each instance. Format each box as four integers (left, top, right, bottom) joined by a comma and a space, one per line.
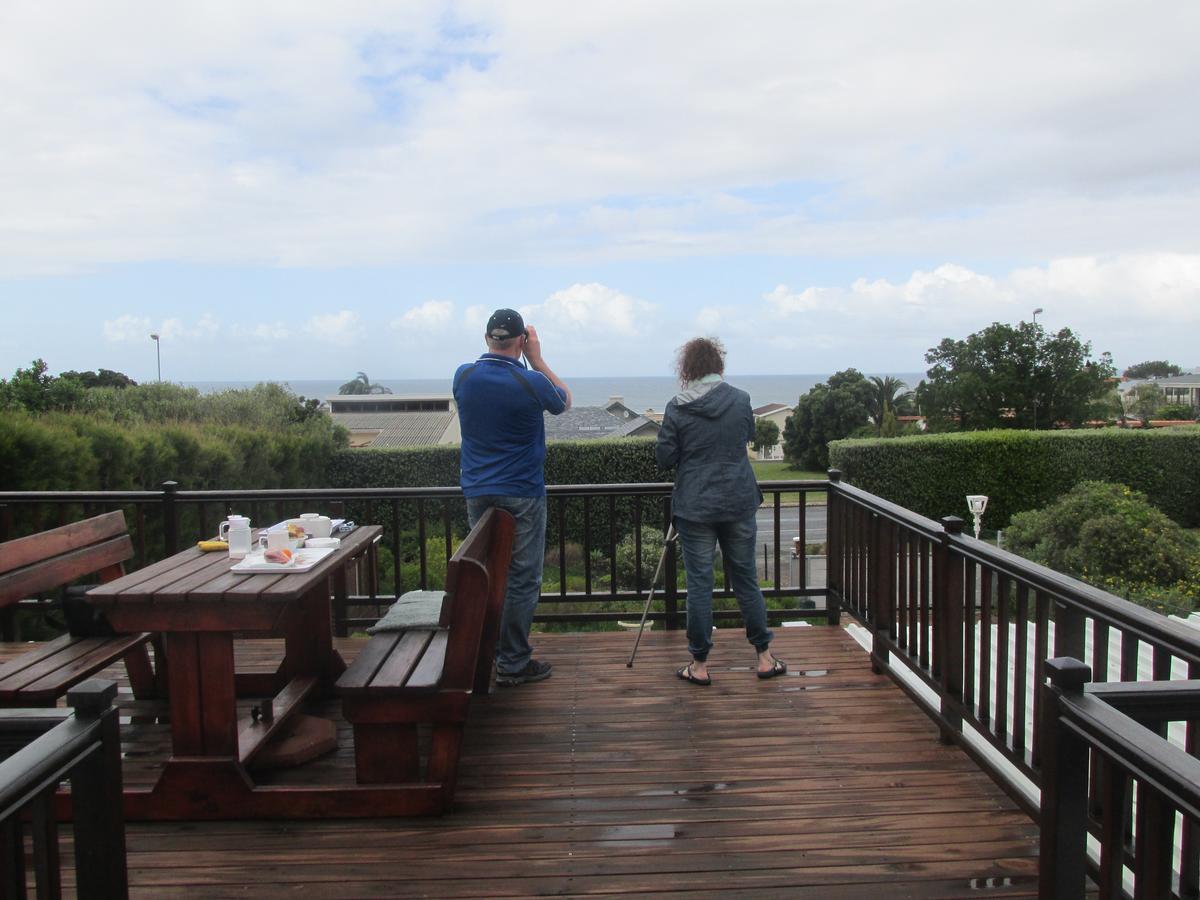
5, 625, 1040, 897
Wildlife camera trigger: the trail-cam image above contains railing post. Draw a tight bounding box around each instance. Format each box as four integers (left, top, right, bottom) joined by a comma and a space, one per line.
825, 470, 842, 626
66, 679, 129, 900
935, 516, 966, 744
1038, 658, 1091, 900
0, 503, 12, 641
870, 512, 894, 675
664, 503, 679, 631
160, 480, 179, 557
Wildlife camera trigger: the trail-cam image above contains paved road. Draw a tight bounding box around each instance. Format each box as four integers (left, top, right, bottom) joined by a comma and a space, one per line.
755, 503, 827, 546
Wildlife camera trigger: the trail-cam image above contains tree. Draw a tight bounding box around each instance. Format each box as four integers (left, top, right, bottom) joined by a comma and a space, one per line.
338, 372, 393, 395
0, 359, 84, 412
782, 369, 873, 470
918, 322, 1115, 430
60, 368, 137, 389
1123, 383, 1164, 423
867, 376, 911, 434
1123, 360, 1183, 379
752, 418, 780, 455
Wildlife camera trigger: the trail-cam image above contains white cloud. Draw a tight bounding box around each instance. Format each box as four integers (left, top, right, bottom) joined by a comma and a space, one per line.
232, 322, 291, 341
303, 310, 360, 346
752, 253, 1200, 370
696, 307, 723, 330
393, 300, 453, 331
2, 3, 1197, 275
103, 313, 220, 343
524, 282, 655, 337
463, 305, 489, 330
102, 315, 153, 343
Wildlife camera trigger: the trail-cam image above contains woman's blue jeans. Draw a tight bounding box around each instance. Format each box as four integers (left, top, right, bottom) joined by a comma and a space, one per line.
677, 513, 774, 662
466, 495, 546, 675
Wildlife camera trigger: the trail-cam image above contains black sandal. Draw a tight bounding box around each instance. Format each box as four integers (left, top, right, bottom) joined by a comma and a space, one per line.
757, 659, 787, 679
676, 663, 712, 686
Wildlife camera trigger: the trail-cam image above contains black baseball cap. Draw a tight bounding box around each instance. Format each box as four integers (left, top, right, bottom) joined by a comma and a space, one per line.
486, 308, 526, 340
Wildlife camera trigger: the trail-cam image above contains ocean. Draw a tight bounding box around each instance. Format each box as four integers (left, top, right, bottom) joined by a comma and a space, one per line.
184, 373, 925, 414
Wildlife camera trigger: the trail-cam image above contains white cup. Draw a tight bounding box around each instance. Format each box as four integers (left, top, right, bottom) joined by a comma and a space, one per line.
298, 513, 332, 539
258, 527, 292, 552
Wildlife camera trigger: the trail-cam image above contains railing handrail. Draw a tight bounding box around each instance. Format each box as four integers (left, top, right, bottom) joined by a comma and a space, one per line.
0, 478, 829, 504
1040, 658, 1200, 898
0, 680, 129, 898
831, 477, 1200, 665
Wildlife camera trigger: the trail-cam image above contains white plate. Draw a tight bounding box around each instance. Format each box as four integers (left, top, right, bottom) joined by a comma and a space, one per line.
230, 548, 336, 574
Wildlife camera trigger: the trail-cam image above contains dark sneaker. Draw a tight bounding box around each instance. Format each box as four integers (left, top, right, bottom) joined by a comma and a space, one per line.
497, 659, 552, 686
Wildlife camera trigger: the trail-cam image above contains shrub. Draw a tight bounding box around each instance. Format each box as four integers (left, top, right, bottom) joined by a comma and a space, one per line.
1004, 482, 1200, 586
615, 527, 667, 590
829, 426, 1200, 528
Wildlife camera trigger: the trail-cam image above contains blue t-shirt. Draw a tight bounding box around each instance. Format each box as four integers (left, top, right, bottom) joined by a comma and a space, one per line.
454, 354, 568, 497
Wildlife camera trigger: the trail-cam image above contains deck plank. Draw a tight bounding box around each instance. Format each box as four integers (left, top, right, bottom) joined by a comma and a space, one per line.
2, 625, 1040, 898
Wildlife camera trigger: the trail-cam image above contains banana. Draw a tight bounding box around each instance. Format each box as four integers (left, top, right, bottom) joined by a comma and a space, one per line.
197, 540, 229, 552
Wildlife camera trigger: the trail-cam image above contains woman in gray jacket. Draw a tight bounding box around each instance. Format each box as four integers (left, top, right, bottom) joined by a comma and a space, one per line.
655, 337, 787, 686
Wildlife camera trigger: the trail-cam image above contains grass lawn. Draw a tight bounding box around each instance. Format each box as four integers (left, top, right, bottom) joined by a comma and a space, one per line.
751, 460, 828, 505
751, 460, 825, 482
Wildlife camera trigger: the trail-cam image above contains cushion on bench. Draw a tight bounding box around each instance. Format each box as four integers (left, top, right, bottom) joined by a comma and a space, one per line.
365, 591, 446, 634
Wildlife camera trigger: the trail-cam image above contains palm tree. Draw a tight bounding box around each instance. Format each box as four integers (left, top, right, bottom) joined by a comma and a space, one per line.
868, 376, 912, 434
338, 372, 393, 395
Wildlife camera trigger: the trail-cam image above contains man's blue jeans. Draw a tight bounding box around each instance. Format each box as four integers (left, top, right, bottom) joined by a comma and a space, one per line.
677, 513, 774, 662
466, 495, 546, 675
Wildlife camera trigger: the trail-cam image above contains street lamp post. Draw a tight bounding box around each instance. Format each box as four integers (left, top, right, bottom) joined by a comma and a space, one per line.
1031, 308, 1044, 429
150, 333, 161, 382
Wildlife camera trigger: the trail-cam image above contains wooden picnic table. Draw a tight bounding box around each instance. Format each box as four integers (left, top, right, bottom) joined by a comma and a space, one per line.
85, 525, 404, 820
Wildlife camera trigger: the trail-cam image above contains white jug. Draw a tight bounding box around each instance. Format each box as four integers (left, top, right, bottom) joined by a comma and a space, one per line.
219, 515, 253, 559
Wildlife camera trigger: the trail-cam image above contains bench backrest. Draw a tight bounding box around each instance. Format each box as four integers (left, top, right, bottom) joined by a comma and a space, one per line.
440, 507, 515, 692
0, 511, 133, 609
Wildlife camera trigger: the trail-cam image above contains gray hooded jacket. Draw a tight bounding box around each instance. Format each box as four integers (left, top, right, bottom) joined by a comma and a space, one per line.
655, 380, 763, 523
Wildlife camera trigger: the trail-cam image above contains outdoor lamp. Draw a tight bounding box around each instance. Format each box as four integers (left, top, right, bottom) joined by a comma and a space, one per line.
1032, 308, 1043, 325
966, 495, 988, 539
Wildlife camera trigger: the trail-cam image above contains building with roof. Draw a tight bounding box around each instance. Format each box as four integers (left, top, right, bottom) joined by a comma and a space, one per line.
751, 402, 793, 460
326, 395, 460, 448
1155, 373, 1200, 410
543, 399, 660, 442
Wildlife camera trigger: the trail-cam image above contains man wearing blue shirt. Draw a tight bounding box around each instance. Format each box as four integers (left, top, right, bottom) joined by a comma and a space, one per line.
454, 309, 572, 685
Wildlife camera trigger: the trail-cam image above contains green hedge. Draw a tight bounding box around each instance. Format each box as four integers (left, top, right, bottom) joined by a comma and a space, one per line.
828, 426, 1200, 528
325, 438, 670, 550
0, 411, 338, 492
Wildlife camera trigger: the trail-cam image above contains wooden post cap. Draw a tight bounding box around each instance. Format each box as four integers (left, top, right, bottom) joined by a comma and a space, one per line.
1045, 657, 1091, 692
67, 679, 118, 715
941, 516, 965, 535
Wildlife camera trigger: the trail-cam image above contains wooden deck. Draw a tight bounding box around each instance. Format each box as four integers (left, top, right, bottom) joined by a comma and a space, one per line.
5, 625, 1040, 898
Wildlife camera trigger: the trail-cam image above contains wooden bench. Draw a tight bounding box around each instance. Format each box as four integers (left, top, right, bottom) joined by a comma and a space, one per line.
337, 506, 515, 812
0, 511, 157, 707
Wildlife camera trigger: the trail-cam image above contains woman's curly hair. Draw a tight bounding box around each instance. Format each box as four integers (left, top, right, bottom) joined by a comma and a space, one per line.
675, 337, 726, 384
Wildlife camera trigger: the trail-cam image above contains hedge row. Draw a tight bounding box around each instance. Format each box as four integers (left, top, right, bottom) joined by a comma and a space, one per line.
0, 410, 338, 491
828, 426, 1200, 529
325, 438, 670, 547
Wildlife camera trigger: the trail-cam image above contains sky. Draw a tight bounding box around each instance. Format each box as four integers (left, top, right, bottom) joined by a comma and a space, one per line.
2, 1, 1199, 384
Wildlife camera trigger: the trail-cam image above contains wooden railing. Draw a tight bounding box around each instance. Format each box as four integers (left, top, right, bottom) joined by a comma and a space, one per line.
1040, 658, 1200, 899
0, 680, 128, 899
0, 479, 832, 636
10, 475, 1200, 893
827, 469, 1200, 898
